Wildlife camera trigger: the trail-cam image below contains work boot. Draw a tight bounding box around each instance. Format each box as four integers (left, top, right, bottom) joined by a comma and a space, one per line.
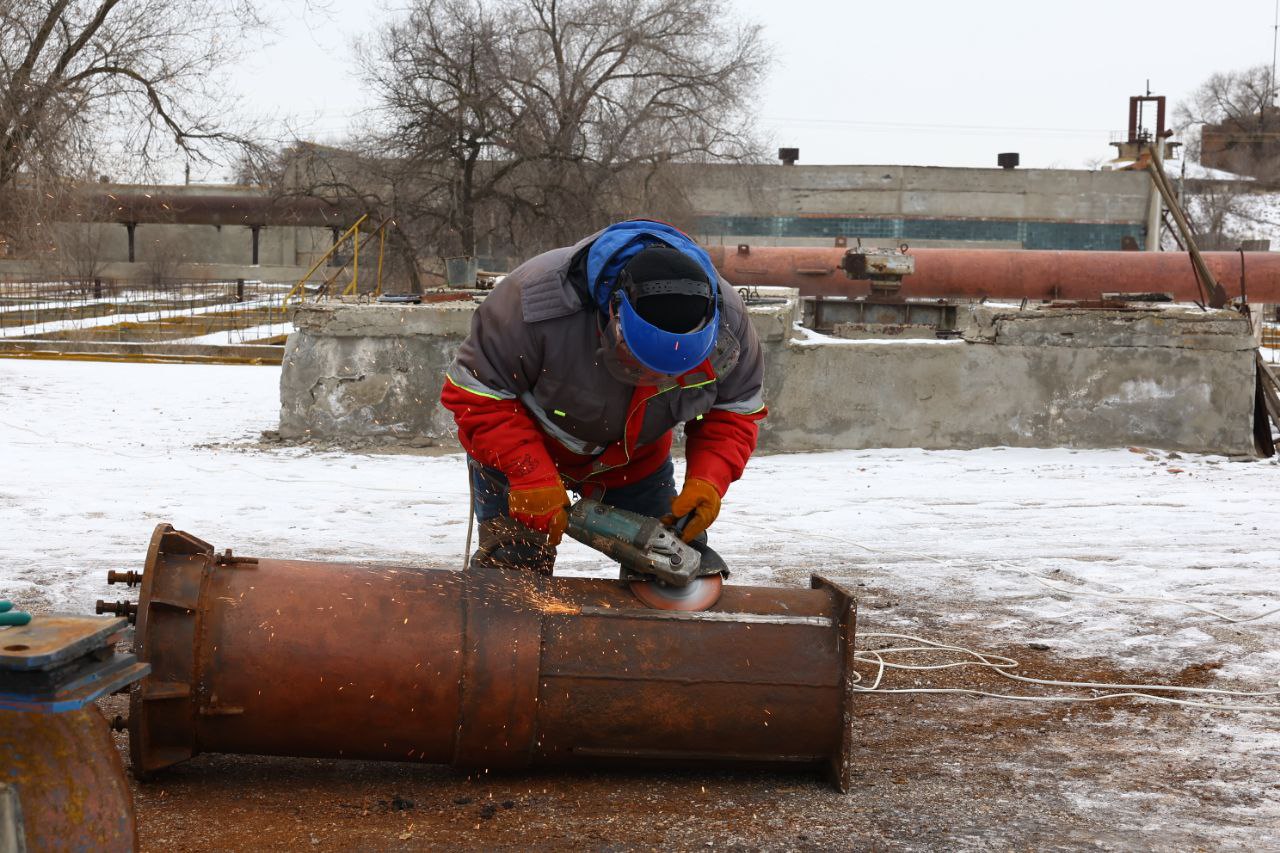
470, 517, 556, 576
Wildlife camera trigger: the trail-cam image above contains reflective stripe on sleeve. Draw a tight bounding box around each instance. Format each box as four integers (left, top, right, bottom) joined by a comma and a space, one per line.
712, 389, 766, 415
519, 392, 605, 457
445, 361, 516, 401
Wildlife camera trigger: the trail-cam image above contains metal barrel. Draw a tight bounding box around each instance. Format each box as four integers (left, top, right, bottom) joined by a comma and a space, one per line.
124, 524, 858, 789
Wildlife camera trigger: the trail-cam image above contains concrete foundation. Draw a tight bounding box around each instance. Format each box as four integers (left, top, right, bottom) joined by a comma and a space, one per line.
278, 297, 1258, 455
279, 301, 475, 441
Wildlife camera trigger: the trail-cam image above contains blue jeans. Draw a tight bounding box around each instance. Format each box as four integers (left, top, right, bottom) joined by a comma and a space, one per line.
469, 456, 678, 523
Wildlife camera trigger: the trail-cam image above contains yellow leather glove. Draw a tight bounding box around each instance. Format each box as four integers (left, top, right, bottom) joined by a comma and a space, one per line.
508, 483, 571, 546
662, 477, 722, 543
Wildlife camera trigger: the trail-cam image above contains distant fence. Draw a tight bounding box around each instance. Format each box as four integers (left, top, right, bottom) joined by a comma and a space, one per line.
0, 278, 293, 344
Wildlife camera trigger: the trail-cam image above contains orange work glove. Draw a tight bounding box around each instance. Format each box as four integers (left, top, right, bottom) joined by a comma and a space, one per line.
508, 483, 571, 546
662, 477, 722, 543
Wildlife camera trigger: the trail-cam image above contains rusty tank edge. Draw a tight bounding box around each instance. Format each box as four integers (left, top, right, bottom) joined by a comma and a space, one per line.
115, 524, 858, 790
0, 614, 149, 852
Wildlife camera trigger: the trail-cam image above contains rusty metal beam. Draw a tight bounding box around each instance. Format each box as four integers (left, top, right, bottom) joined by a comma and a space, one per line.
69, 189, 362, 228
124, 525, 859, 789
707, 245, 1280, 302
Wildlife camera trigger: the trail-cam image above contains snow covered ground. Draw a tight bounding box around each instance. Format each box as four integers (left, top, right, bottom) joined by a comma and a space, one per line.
3, 357, 1279, 686
170, 320, 294, 345
2, 358, 1278, 846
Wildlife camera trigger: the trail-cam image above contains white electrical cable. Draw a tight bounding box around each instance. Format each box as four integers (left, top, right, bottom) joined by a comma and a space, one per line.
720, 517, 1280, 713
851, 631, 1280, 713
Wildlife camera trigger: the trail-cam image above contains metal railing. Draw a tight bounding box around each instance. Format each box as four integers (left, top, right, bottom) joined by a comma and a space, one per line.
0, 278, 293, 344
282, 215, 394, 312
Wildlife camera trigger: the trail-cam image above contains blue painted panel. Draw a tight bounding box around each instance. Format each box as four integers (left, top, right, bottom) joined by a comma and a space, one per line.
901, 218, 1021, 242
694, 215, 1147, 251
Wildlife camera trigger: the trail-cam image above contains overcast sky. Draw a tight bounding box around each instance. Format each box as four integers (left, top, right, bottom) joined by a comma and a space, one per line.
214, 0, 1279, 181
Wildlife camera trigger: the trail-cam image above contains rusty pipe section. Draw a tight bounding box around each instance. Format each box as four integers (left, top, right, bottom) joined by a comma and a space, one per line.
64, 188, 364, 228
126, 525, 858, 789
707, 245, 1280, 302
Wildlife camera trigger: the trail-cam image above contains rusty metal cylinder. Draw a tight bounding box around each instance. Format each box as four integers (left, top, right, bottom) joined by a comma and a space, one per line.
0, 705, 137, 852
707, 245, 1280, 302
128, 525, 857, 789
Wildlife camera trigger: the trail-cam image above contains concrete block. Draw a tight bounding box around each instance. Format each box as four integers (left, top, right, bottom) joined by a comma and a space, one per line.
277, 296, 1258, 455
758, 335, 1254, 455
291, 301, 476, 338
278, 302, 470, 440
743, 288, 801, 344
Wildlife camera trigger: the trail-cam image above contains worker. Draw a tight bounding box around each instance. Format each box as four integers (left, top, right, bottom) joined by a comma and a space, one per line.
440, 219, 766, 574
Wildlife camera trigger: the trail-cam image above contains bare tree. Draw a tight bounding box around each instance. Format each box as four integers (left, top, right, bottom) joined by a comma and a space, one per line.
502, 0, 769, 248
267, 141, 432, 293
361, 0, 525, 259
1167, 65, 1280, 249
141, 228, 187, 285
55, 220, 108, 287
1176, 64, 1280, 180
1163, 173, 1280, 251
0, 0, 266, 251
355, 0, 769, 263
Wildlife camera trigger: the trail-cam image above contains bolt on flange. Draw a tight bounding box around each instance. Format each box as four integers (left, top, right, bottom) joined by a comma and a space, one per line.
95, 600, 138, 623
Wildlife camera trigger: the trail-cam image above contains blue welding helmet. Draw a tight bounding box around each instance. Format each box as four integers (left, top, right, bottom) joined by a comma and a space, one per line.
611, 246, 719, 377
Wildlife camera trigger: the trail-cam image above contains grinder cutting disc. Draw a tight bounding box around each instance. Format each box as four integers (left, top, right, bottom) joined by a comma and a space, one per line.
629, 573, 723, 611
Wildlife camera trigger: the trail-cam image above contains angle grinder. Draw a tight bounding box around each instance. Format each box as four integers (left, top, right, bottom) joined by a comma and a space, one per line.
565, 499, 728, 611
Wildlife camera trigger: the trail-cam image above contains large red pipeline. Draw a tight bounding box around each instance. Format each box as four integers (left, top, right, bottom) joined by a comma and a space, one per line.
120, 525, 858, 789
707, 246, 1280, 302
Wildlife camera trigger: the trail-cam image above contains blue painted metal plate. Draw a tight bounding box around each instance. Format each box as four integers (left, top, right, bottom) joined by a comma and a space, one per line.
0, 658, 150, 713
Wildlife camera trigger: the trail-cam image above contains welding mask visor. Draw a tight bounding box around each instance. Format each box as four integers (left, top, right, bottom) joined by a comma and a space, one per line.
599, 305, 683, 387
610, 270, 718, 377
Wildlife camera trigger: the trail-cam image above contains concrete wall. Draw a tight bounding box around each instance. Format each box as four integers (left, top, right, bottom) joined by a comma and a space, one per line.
0, 259, 320, 286
0, 185, 337, 284
0, 221, 331, 284
278, 298, 1258, 455
687, 165, 1154, 251
688, 165, 1151, 222
100, 222, 333, 269
761, 307, 1255, 453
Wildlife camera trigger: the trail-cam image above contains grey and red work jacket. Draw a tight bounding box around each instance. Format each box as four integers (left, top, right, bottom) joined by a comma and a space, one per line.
439, 231, 767, 496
